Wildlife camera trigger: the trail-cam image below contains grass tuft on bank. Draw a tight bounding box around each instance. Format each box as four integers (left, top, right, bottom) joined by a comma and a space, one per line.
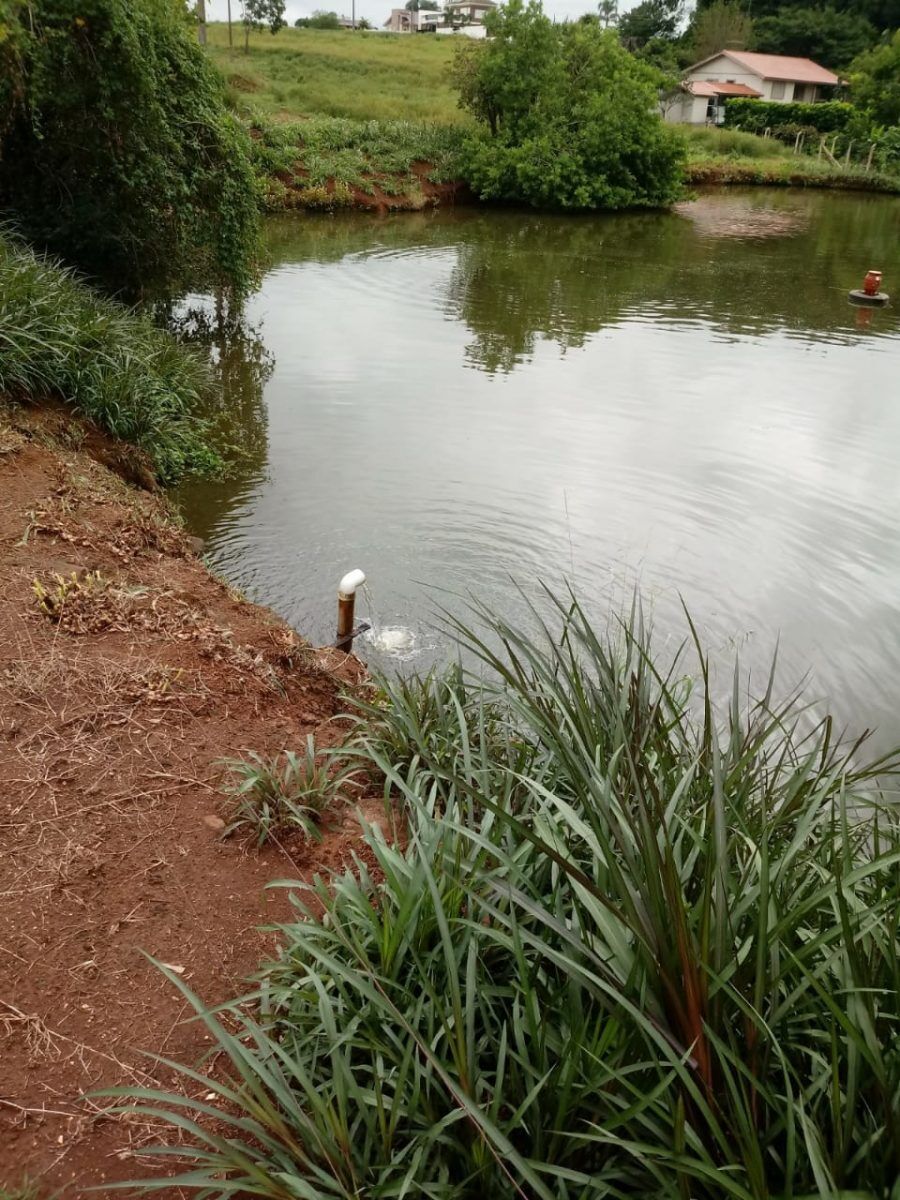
0, 237, 219, 484
102, 592, 900, 1198
252, 116, 467, 209
683, 126, 900, 193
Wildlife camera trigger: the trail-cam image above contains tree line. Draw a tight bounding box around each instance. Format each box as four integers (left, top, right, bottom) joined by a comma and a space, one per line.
613, 0, 897, 73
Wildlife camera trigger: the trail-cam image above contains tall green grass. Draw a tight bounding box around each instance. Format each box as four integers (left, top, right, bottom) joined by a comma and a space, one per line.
0, 236, 219, 483
207, 24, 463, 123
101, 593, 900, 1198
681, 127, 795, 160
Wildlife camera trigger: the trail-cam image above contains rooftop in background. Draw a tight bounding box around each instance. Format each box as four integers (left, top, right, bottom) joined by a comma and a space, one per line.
688, 50, 841, 85
687, 80, 762, 97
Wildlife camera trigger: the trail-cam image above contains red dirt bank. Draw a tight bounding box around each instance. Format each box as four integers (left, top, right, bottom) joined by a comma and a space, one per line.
0, 403, 371, 1195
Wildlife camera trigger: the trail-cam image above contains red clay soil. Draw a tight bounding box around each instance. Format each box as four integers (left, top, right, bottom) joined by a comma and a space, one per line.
0, 403, 376, 1196
273, 159, 472, 214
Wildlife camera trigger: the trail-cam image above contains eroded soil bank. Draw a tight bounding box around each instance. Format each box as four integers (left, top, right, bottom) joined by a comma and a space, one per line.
0, 402, 372, 1195
263, 159, 900, 214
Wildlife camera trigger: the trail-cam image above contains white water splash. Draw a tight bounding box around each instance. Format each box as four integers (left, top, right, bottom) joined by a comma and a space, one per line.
364, 625, 418, 660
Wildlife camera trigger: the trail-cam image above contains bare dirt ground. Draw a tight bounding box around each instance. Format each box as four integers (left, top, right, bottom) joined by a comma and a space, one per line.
0, 401, 373, 1196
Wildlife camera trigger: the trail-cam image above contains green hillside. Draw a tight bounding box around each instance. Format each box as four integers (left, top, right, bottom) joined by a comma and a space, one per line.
206, 23, 465, 122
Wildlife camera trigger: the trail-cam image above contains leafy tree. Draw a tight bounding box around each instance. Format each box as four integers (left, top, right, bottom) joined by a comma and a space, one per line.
405, 0, 440, 9
598, 0, 618, 26
850, 29, 900, 126
356, 15, 371, 26
454, 0, 684, 209
635, 32, 685, 75
618, 0, 682, 47
688, 0, 752, 60
752, 6, 875, 69
0, 0, 259, 294
241, 0, 285, 49
307, 8, 341, 25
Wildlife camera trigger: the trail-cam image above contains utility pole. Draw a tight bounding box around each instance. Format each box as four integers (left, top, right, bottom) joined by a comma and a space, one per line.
227, 0, 233, 46
197, 0, 207, 44
352, 0, 356, 27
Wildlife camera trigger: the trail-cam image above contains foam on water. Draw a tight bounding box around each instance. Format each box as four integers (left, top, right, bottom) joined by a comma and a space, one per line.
363, 625, 418, 660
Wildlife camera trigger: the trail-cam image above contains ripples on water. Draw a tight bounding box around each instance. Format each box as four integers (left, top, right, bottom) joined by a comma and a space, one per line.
176, 190, 900, 750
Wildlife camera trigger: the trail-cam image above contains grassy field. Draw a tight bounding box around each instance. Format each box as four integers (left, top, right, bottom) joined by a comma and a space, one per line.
207, 23, 463, 123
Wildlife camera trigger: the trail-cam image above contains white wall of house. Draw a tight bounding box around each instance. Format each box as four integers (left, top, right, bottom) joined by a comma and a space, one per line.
436, 23, 488, 36
664, 94, 709, 124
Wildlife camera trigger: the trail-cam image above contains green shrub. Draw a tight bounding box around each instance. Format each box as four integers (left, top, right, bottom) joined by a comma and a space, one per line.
0, 0, 259, 295
455, 0, 684, 210
850, 30, 900, 127
874, 123, 900, 170
101, 593, 900, 1198
0, 235, 219, 482
724, 97, 854, 134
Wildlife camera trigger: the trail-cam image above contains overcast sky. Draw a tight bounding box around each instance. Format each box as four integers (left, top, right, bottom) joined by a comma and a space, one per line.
205, 0, 641, 28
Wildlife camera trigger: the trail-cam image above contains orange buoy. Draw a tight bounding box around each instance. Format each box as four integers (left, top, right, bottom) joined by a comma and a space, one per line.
849, 269, 889, 307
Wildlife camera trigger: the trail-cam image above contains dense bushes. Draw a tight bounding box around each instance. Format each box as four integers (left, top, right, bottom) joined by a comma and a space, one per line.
106, 595, 900, 1197
850, 30, 900, 127
0, 236, 219, 482
454, 0, 684, 210
724, 97, 854, 134
0, 0, 259, 295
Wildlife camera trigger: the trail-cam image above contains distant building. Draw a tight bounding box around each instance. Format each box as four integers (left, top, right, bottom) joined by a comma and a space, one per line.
668, 51, 841, 125
383, 0, 495, 35
383, 6, 444, 31
443, 0, 495, 24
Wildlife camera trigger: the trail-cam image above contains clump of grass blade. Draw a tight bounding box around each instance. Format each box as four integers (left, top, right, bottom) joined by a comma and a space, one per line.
221, 736, 344, 846
96, 590, 900, 1199
0, 234, 219, 483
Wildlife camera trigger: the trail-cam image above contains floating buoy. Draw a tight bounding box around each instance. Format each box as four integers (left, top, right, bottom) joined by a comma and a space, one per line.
849, 268, 889, 307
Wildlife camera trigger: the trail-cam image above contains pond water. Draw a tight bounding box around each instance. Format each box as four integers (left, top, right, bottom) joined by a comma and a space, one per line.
177, 189, 900, 748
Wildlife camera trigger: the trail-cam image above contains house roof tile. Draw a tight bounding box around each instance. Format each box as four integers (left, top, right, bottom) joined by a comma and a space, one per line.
689, 50, 840, 85
687, 80, 762, 97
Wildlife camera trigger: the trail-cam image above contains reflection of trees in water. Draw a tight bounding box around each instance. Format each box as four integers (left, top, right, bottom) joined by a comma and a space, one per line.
164, 297, 275, 537
259, 192, 900, 382
169, 300, 273, 470
441, 193, 900, 370
444, 213, 684, 373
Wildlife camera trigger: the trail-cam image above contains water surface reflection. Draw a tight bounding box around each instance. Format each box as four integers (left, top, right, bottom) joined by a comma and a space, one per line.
177, 190, 900, 750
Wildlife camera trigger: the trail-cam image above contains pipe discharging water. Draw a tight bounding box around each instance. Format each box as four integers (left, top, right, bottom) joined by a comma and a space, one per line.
335, 568, 367, 649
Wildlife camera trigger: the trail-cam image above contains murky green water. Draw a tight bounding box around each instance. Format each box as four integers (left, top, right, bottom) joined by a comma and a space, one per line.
177, 189, 900, 746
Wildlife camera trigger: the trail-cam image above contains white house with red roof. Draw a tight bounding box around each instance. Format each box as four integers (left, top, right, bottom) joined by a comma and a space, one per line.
666, 50, 841, 125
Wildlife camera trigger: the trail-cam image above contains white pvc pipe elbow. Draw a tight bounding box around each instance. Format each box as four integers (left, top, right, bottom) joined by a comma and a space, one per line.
338, 568, 366, 598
